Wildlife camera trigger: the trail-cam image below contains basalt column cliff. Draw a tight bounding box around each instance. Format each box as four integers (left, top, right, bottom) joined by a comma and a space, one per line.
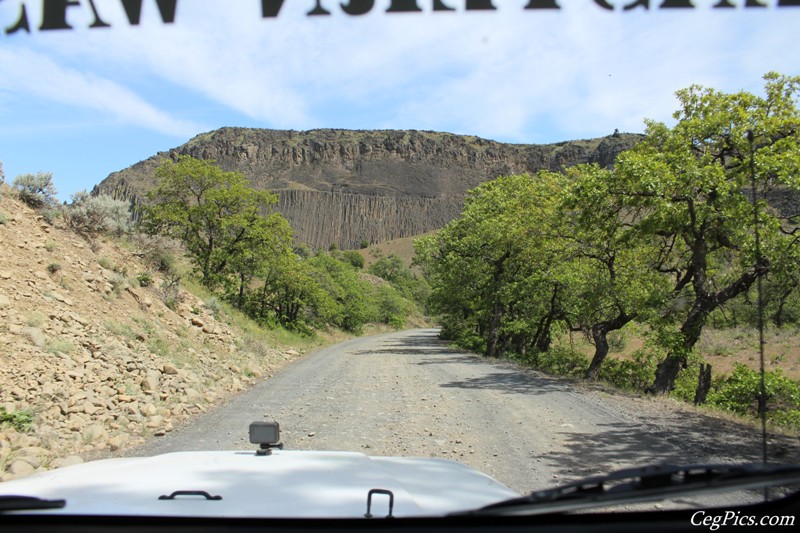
95, 128, 640, 250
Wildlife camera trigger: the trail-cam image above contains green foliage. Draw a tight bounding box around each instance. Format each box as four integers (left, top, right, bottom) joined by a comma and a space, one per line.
0, 407, 33, 432
293, 242, 312, 259
668, 352, 708, 403
0, 211, 7, 224
369, 252, 430, 308
46, 262, 61, 274
65, 190, 132, 236
609, 73, 800, 392
150, 247, 175, 274
369, 283, 412, 328
598, 350, 660, 391
416, 173, 569, 358
39, 207, 61, 226
130, 158, 434, 336
368, 253, 406, 283
306, 253, 370, 333
204, 296, 223, 318
607, 330, 627, 353
341, 250, 365, 270
46, 338, 76, 355
522, 347, 588, 378
159, 275, 183, 310
423, 73, 800, 390
706, 364, 800, 430
12, 171, 58, 208
110, 273, 128, 296
98, 257, 115, 270
141, 155, 279, 287
136, 272, 153, 288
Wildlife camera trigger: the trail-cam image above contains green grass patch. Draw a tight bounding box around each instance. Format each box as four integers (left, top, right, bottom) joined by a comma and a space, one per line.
105, 320, 136, 340
26, 311, 47, 327
98, 256, 115, 270
46, 338, 76, 354
0, 407, 34, 432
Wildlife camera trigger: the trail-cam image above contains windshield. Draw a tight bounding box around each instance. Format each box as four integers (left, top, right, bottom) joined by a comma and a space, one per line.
1, 0, 799, 525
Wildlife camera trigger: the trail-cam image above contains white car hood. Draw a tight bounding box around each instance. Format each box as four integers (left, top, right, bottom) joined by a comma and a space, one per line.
0, 451, 520, 518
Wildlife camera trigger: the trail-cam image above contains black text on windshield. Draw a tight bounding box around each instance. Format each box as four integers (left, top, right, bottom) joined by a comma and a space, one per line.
3, 0, 800, 35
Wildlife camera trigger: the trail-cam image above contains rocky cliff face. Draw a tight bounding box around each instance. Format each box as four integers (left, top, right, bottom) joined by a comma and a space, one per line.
96, 128, 641, 249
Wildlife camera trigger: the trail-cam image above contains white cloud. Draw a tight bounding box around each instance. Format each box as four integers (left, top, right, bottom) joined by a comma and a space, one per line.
1, 1, 798, 145
0, 46, 201, 137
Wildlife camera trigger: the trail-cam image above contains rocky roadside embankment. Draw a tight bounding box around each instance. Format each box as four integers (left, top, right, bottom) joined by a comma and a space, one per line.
0, 186, 301, 481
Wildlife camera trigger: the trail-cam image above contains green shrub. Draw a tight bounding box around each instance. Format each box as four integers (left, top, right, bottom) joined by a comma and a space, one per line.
667, 352, 708, 403
529, 347, 588, 378
46, 262, 61, 274
607, 330, 627, 353
64, 190, 132, 235
159, 275, 183, 310
0, 211, 7, 224
110, 273, 127, 295
12, 172, 58, 208
205, 296, 223, 318
341, 250, 365, 270
46, 338, 75, 354
26, 311, 47, 327
137, 271, 154, 287
599, 349, 659, 391
706, 364, 800, 430
436, 316, 486, 353
0, 407, 33, 432
370, 284, 411, 328
39, 207, 61, 225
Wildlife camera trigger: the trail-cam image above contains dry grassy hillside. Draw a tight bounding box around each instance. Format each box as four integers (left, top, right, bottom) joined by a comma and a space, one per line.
0, 185, 306, 481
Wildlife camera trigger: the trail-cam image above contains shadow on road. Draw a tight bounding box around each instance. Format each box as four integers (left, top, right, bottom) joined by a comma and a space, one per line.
539, 411, 800, 483
353, 331, 466, 357
440, 371, 567, 396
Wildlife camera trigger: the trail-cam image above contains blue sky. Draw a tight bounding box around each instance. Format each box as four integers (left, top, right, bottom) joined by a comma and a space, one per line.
1, 1, 798, 201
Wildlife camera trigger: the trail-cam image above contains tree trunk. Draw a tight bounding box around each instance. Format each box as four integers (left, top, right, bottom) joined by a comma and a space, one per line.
648, 307, 705, 394
648, 354, 686, 394
694, 363, 712, 405
774, 287, 793, 328
237, 272, 246, 308
648, 257, 768, 394
484, 252, 511, 358
584, 311, 635, 380
584, 326, 609, 381
486, 302, 503, 358
259, 278, 270, 319
532, 283, 561, 354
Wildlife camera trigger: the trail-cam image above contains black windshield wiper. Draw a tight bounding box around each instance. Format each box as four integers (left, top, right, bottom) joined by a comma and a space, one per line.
455, 463, 800, 517
0, 496, 66, 512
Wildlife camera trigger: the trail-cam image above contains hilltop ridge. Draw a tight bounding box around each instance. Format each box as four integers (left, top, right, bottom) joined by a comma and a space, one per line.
96, 128, 641, 249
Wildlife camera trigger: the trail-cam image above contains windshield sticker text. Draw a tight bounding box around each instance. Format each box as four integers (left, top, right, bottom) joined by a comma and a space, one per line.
3, 0, 800, 35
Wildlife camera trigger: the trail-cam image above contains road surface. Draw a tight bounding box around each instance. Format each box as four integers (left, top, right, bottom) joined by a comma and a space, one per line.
127, 329, 794, 496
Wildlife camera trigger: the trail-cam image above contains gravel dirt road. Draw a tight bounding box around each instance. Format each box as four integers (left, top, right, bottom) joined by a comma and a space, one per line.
127, 329, 799, 496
